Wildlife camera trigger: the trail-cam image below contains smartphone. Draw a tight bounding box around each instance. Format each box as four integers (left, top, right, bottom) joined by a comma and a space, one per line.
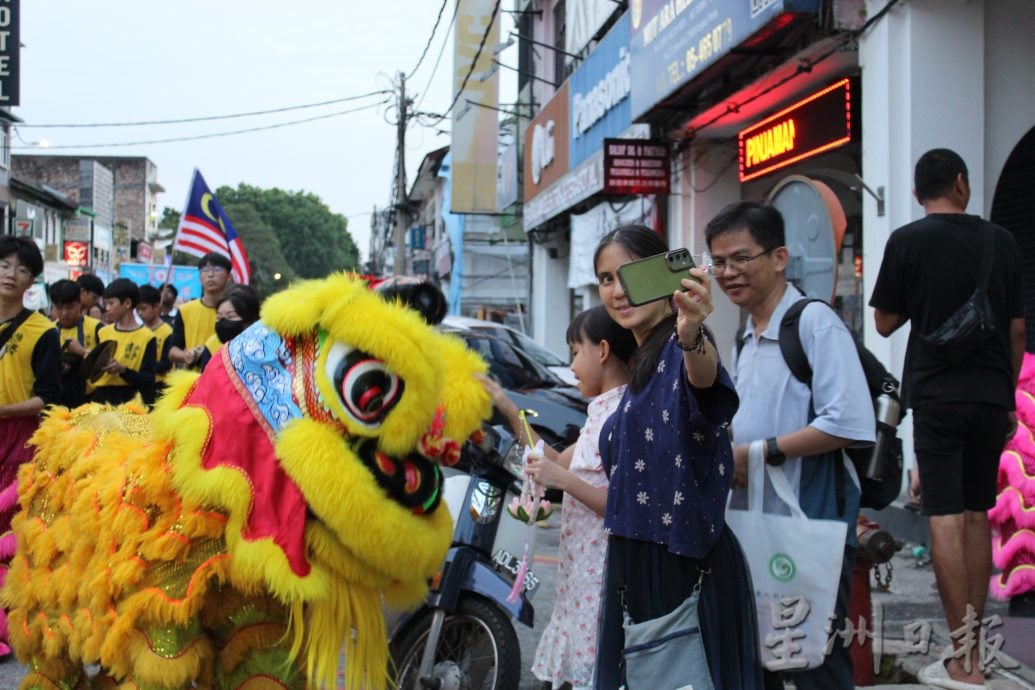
617, 248, 697, 306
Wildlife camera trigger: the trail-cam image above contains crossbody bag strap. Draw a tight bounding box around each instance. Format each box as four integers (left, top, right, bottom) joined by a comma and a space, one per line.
0, 308, 32, 353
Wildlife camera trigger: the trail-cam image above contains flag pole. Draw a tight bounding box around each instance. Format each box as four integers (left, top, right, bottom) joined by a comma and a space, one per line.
160, 168, 199, 292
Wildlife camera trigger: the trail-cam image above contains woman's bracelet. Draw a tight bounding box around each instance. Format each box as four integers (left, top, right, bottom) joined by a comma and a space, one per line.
676, 324, 707, 354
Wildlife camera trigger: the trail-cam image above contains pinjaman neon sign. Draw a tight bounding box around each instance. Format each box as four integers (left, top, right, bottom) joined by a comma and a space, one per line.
738, 79, 854, 182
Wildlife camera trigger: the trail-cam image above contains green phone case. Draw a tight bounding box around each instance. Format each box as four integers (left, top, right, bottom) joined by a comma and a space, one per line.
617, 248, 696, 306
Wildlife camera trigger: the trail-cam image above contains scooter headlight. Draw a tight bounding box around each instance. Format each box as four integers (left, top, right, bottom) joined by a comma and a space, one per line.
468, 480, 502, 525
500, 442, 525, 480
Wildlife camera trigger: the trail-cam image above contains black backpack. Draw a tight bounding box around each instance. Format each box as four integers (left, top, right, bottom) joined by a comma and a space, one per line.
737, 298, 904, 512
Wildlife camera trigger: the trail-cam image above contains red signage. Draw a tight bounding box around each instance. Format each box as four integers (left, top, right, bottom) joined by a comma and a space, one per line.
603, 138, 671, 195
64, 241, 90, 267
523, 82, 571, 202
137, 242, 153, 262
738, 79, 854, 182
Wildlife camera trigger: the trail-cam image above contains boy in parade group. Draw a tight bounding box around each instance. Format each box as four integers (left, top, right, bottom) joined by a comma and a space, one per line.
76, 273, 106, 322
137, 284, 174, 394
90, 278, 158, 406
160, 283, 179, 326
49, 278, 104, 409
0, 235, 61, 513
168, 252, 230, 369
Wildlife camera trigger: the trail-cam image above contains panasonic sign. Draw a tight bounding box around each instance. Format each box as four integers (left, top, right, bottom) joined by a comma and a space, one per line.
572, 48, 631, 140
568, 13, 634, 168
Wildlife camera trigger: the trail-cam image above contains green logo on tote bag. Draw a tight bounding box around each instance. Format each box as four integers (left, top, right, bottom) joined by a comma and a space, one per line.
769, 553, 796, 582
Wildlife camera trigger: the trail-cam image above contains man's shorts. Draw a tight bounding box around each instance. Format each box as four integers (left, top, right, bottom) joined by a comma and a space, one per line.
913, 402, 1010, 516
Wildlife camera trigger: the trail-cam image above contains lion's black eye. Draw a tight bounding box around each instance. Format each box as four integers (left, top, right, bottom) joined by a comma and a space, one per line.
324, 342, 404, 428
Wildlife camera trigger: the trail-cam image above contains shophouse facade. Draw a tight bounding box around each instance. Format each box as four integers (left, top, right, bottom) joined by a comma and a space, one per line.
520, 0, 1035, 480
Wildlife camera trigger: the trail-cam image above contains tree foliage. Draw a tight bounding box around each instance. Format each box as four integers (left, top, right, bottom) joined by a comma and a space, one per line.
216, 184, 359, 279
158, 206, 180, 230
219, 201, 297, 297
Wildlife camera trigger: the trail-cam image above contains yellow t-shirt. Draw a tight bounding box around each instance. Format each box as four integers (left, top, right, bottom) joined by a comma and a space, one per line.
179, 299, 218, 351
0, 311, 60, 406
150, 321, 174, 383
92, 324, 157, 390
58, 315, 103, 350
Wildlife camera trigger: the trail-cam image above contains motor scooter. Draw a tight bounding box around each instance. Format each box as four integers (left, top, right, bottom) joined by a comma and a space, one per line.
388, 424, 540, 690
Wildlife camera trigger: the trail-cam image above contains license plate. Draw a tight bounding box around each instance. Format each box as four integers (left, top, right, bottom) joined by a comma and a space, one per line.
491, 548, 541, 598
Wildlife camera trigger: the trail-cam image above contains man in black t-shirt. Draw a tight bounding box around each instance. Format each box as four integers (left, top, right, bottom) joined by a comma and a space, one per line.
870, 148, 1025, 688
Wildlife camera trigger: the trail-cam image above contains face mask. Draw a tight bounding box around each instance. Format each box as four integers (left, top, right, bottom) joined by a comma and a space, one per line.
215, 318, 247, 343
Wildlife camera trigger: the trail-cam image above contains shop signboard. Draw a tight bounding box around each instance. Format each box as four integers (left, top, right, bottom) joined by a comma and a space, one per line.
119, 263, 203, 303
603, 138, 671, 195
13, 218, 31, 236
523, 82, 571, 203
525, 123, 650, 230
738, 78, 853, 182
451, 0, 500, 213
570, 13, 633, 168
63, 241, 90, 267
63, 217, 92, 243
497, 141, 520, 210
629, 0, 818, 119
567, 0, 617, 57
0, 0, 19, 105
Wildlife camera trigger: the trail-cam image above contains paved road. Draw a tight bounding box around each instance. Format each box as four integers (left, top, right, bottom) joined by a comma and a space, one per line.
517, 521, 560, 690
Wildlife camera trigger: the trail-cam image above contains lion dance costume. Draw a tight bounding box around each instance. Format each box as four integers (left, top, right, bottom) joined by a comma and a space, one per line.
990, 352, 1035, 602
2, 275, 490, 690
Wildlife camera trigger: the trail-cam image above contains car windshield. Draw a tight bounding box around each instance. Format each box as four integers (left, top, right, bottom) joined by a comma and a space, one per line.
499, 328, 568, 368
460, 333, 562, 389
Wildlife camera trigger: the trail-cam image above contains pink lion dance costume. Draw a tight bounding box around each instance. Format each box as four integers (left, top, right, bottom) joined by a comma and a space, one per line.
989, 352, 1035, 602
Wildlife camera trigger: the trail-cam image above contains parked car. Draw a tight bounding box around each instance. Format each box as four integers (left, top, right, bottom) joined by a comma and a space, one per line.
439, 324, 587, 452
441, 315, 578, 386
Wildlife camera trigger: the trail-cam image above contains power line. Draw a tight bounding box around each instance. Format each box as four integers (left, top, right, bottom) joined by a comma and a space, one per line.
421, 0, 503, 127
20, 90, 392, 129
407, 0, 450, 80
413, 0, 459, 117
12, 99, 390, 150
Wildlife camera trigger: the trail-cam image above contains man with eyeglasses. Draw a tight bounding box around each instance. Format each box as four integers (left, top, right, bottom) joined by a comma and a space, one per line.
168, 252, 232, 369
706, 202, 874, 690
0, 236, 61, 564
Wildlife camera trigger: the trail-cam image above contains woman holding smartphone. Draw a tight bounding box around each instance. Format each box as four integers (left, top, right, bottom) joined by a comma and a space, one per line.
593, 225, 762, 689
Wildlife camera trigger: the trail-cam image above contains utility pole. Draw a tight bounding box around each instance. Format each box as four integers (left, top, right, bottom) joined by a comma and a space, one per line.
392, 72, 408, 276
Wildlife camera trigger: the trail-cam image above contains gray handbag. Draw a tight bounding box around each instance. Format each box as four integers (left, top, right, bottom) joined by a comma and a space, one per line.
621, 573, 715, 690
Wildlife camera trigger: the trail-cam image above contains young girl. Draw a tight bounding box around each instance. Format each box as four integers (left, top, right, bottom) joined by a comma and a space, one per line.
483, 305, 636, 690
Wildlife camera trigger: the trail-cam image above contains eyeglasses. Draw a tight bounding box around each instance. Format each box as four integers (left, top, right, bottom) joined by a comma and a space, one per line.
200, 266, 228, 275
0, 261, 33, 279
709, 248, 777, 276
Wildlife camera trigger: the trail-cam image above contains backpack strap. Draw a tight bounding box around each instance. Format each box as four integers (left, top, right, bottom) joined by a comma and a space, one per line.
0, 308, 33, 354
778, 298, 824, 386
735, 321, 747, 363
778, 298, 848, 516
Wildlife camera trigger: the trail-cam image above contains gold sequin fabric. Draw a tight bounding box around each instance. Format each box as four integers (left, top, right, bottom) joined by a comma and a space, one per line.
3, 405, 233, 688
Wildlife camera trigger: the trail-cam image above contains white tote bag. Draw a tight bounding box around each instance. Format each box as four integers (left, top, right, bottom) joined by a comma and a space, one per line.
725, 442, 847, 671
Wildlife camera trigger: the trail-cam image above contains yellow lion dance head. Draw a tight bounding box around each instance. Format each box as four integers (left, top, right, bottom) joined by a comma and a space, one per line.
158, 274, 491, 686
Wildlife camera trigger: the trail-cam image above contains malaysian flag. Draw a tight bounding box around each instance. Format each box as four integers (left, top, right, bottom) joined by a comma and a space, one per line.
172, 169, 251, 284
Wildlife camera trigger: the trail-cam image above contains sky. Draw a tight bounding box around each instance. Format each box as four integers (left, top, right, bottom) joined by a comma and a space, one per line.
17, 1, 517, 263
